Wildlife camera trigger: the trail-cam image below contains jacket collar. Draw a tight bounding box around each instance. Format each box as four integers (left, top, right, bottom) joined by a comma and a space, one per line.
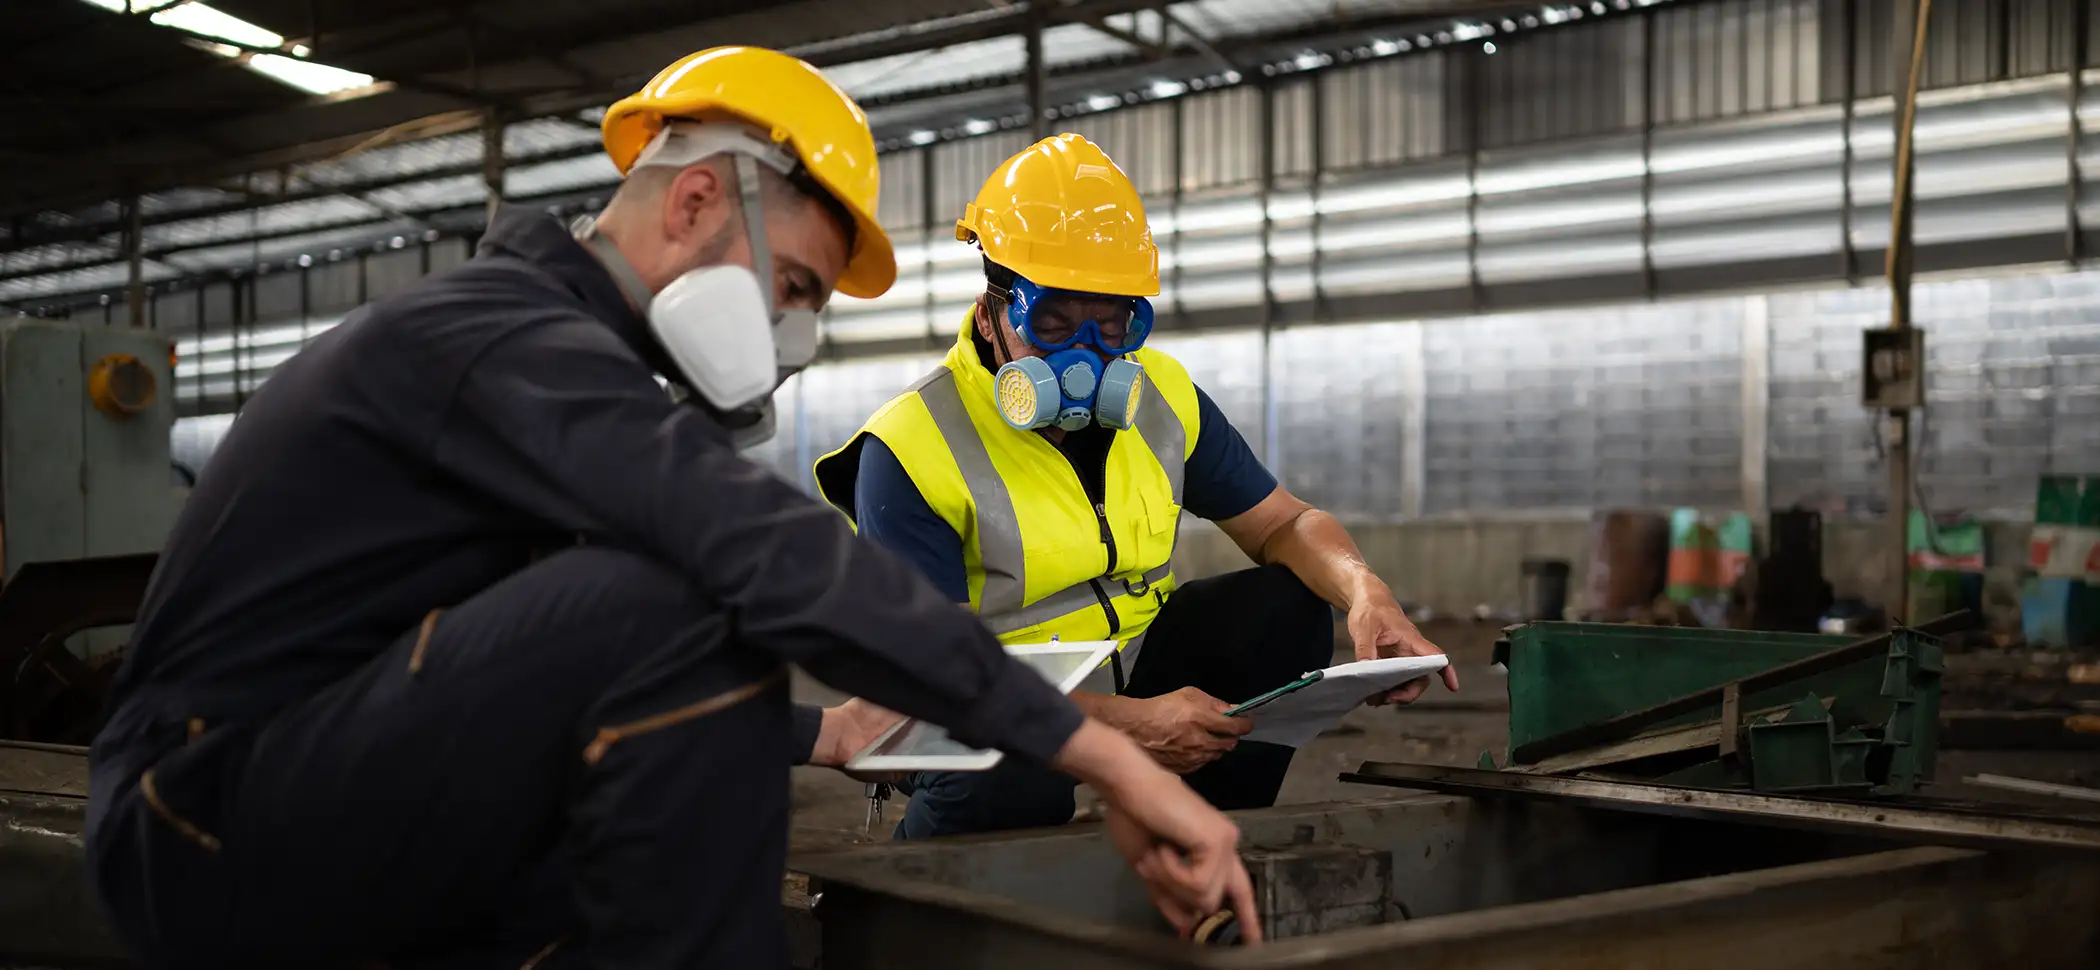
476, 206, 672, 372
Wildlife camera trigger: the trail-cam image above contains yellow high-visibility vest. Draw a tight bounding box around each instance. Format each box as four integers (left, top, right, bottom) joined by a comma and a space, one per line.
814, 315, 1202, 681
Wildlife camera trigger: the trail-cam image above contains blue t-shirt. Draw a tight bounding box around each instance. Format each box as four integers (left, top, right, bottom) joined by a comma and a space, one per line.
855, 384, 1276, 603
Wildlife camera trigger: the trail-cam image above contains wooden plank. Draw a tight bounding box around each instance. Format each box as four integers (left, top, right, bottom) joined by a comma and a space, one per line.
1510, 612, 1972, 765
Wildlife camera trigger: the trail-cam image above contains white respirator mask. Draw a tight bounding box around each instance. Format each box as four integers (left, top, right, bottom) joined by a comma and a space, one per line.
575, 123, 822, 447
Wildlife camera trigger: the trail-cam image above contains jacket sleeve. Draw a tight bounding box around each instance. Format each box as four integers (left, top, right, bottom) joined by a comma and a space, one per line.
429, 305, 1082, 765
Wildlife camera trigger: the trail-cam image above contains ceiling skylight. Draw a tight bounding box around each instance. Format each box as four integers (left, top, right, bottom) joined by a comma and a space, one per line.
77, 0, 383, 98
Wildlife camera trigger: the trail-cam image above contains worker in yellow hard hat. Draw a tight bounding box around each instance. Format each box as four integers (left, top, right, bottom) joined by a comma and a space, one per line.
810, 133, 1459, 843
86, 51, 1258, 968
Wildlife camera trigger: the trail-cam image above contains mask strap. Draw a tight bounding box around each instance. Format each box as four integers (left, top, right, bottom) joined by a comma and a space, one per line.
733, 153, 777, 321
574, 220, 657, 313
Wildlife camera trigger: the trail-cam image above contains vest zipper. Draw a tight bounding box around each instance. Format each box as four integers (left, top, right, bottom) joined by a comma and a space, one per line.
1090, 445, 1121, 638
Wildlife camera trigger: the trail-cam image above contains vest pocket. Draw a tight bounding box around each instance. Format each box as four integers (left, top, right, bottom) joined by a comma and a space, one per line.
1131, 491, 1182, 577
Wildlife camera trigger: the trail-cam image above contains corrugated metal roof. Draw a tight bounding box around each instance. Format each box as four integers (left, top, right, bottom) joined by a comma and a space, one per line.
6, 0, 1599, 308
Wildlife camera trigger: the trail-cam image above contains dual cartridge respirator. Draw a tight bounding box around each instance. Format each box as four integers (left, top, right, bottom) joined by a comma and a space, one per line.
992, 277, 1155, 433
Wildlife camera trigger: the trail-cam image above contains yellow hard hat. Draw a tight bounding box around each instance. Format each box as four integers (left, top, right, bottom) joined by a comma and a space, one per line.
602, 46, 896, 299
955, 133, 1158, 297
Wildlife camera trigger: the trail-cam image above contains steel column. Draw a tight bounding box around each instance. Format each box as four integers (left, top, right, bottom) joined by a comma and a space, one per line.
482, 108, 506, 224
123, 194, 143, 328
1026, 3, 1048, 140
1640, 10, 1658, 298
1841, 0, 1860, 283
1258, 79, 1279, 470
1464, 47, 1487, 311
2071, 0, 2089, 264
1885, 0, 1928, 623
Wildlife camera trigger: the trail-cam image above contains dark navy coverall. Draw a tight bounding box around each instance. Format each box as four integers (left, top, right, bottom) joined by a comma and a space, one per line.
86, 207, 1084, 970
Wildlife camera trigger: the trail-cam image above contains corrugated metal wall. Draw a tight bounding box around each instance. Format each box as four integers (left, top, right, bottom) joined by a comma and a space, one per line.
157, 0, 2100, 518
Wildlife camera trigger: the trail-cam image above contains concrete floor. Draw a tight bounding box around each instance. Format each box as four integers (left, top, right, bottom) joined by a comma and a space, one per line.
788, 619, 1512, 852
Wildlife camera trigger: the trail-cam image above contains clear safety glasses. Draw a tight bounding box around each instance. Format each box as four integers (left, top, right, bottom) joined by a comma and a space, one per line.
1007, 277, 1155, 355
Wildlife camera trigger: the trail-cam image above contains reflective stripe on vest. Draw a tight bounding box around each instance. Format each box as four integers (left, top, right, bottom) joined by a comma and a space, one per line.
912, 368, 1188, 634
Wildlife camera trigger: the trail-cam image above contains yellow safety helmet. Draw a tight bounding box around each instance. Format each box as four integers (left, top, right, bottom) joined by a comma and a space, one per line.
955, 133, 1158, 297
602, 46, 896, 299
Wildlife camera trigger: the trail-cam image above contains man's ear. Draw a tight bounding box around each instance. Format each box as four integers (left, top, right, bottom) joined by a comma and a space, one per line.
973, 294, 999, 341
663, 163, 724, 243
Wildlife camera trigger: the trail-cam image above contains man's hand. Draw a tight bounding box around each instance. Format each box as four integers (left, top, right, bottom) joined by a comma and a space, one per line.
807, 698, 907, 770
1120, 687, 1251, 774
1055, 720, 1261, 943
1347, 585, 1460, 705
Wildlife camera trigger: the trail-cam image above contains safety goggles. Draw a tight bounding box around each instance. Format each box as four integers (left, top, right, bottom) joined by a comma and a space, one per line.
1006, 277, 1155, 356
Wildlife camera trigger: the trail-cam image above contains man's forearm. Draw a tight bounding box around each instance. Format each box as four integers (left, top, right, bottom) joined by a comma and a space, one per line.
1072, 690, 1147, 732
1261, 507, 1388, 612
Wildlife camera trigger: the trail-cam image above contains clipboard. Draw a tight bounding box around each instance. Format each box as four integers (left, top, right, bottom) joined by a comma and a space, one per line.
1224, 671, 1326, 717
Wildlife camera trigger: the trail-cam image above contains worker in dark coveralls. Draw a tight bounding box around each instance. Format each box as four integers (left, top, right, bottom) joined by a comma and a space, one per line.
86, 46, 1261, 970
805, 134, 1462, 840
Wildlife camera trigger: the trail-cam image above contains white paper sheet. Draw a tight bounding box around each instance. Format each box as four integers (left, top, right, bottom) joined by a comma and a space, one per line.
1238, 655, 1452, 748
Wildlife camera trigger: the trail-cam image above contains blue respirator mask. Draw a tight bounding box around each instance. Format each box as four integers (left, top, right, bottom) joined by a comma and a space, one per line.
991, 277, 1156, 432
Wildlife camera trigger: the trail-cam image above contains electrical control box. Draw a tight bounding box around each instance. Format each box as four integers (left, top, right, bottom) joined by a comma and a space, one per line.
1861, 327, 1926, 411
0, 320, 179, 582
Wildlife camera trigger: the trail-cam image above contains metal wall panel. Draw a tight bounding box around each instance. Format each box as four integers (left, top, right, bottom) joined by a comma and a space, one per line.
1420, 298, 1744, 515
1319, 55, 1448, 173
1059, 102, 1178, 196
797, 354, 945, 492
1657, 0, 1822, 125
1271, 80, 1317, 179
1769, 270, 2100, 516
932, 132, 1032, 231
309, 259, 363, 314
254, 270, 301, 321
1181, 86, 1262, 190
1269, 321, 1420, 517
364, 248, 425, 301
876, 149, 928, 233
426, 237, 471, 274
1152, 329, 1267, 458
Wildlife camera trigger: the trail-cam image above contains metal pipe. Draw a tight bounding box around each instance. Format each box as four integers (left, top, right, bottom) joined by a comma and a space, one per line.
1026, 3, 1047, 141
1886, 0, 1930, 623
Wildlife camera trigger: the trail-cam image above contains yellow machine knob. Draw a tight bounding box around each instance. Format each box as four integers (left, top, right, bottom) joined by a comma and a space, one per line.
88, 353, 157, 419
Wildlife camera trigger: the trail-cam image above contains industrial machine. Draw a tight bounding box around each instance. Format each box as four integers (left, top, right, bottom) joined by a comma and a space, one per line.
781, 615, 2100, 969
0, 319, 178, 745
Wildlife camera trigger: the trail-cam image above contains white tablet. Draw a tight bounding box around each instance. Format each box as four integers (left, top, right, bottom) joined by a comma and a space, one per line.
844, 640, 1119, 772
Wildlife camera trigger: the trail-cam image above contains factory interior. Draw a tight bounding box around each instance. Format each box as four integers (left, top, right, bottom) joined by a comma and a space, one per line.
8, 0, 2100, 966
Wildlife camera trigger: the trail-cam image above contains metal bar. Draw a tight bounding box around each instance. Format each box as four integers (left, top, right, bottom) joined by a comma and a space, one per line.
123, 192, 143, 328
1341, 761, 2100, 855
2071, 0, 2088, 264
1157, 6, 1235, 75
1508, 611, 1973, 765
1026, 4, 1048, 141
1886, 0, 1928, 624
1968, 773, 2100, 803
